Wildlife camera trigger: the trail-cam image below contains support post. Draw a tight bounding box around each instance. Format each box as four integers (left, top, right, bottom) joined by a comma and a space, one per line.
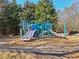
64, 19, 67, 37
20, 28, 22, 38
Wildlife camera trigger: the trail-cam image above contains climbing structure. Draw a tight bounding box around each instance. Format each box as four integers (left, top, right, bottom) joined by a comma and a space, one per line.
19, 19, 67, 40
19, 20, 54, 40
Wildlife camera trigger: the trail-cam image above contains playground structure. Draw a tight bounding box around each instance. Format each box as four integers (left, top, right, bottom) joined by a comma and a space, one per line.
20, 20, 67, 40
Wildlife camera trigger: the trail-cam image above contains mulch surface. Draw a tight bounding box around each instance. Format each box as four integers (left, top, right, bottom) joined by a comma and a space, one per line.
0, 35, 79, 59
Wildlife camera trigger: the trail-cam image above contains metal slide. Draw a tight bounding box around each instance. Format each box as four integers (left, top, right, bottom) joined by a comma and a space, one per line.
22, 30, 35, 40
49, 30, 65, 37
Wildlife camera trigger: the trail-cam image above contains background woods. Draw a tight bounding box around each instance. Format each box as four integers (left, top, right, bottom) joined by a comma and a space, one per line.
0, 0, 57, 35
0, 0, 79, 35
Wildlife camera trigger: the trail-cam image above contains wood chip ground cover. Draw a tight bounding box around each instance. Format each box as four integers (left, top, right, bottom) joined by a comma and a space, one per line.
0, 35, 79, 59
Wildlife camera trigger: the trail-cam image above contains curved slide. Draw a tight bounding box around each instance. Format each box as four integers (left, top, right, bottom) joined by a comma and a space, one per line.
22, 30, 35, 41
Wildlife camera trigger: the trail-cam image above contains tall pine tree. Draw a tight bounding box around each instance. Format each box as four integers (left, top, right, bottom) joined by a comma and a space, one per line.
0, 0, 8, 34
35, 0, 57, 30
5, 0, 21, 35
20, 0, 35, 20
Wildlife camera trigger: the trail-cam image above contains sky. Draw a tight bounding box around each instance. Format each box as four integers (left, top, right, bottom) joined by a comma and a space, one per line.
16, 0, 73, 10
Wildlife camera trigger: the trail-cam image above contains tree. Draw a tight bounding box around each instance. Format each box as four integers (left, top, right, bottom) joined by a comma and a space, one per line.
35, 0, 58, 30
5, 0, 21, 35
20, 0, 35, 21
57, 2, 79, 32
20, 0, 57, 30
0, 0, 8, 34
